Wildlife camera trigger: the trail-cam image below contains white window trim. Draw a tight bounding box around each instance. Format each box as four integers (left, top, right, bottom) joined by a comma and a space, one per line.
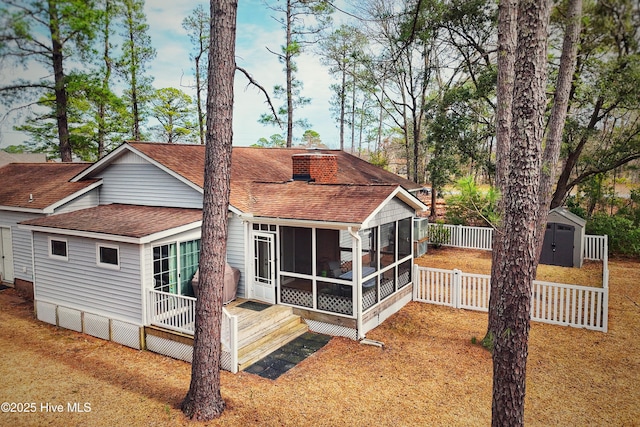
96, 243, 120, 270
48, 237, 68, 261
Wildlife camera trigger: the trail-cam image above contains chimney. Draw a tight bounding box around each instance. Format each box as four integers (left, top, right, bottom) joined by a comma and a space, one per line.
292, 153, 338, 184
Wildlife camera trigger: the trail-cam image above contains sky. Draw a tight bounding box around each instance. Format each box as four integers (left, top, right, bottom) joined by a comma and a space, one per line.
0, 0, 351, 150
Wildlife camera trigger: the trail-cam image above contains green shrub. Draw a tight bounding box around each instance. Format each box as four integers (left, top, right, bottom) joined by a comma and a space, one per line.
428, 221, 451, 249
586, 213, 640, 257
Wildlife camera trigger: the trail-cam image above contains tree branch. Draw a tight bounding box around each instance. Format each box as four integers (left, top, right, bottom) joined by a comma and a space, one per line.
235, 66, 283, 128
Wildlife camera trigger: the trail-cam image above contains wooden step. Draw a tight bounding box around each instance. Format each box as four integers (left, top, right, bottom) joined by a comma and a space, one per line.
237, 304, 297, 341
238, 320, 308, 371
239, 313, 303, 354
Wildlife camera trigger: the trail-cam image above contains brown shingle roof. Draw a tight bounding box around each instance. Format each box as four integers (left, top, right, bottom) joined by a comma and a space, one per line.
128, 142, 422, 216
247, 181, 397, 224
20, 204, 202, 238
0, 163, 96, 210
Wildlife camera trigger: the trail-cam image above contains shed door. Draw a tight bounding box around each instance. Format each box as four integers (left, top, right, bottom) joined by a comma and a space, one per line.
0, 227, 14, 283
251, 231, 276, 304
540, 223, 574, 267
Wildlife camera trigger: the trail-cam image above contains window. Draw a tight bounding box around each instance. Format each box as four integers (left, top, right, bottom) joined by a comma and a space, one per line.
152, 239, 200, 296
97, 244, 120, 269
179, 239, 200, 295
153, 243, 177, 294
49, 238, 68, 261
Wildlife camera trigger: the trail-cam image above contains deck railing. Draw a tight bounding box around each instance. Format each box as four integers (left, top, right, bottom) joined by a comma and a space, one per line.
147, 289, 238, 372
413, 266, 608, 332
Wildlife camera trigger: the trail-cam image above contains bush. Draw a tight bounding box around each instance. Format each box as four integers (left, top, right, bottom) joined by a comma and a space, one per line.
445, 176, 500, 227
428, 221, 451, 249
586, 213, 640, 257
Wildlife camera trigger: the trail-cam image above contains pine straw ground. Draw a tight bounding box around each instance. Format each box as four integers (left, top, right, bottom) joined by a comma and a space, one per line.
1, 252, 639, 426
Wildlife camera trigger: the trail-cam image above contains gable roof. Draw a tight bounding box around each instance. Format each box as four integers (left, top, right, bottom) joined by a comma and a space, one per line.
69, 142, 426, 224
0, 162, 99, 213
19, 204, 203, 243
72, 141, 424, 213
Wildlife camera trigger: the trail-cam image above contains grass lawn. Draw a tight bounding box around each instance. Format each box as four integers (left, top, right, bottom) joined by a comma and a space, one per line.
0, 255, 638, 426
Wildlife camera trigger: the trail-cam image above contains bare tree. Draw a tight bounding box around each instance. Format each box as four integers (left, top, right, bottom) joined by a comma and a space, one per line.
181, 0, 236, 421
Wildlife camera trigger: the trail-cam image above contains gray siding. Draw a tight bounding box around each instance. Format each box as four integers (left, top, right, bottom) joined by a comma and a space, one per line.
54, 188, 100, 213
0, 211, 41, 281
33, 233, 143, 324
368, 198, 414, 228
96, 153, 203, 208
226, 214, 246, 297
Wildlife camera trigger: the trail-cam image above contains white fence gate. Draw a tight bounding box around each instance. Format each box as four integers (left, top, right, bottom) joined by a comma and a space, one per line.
413, 266, 608, 332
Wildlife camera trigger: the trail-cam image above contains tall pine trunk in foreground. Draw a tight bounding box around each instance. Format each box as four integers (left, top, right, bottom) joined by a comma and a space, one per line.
181, 0, 237, 421
489, 0, 551, 425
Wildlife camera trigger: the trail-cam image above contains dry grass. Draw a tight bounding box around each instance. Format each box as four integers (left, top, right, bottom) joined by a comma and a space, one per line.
1, 255, 639, 426
415, 246, 604, 287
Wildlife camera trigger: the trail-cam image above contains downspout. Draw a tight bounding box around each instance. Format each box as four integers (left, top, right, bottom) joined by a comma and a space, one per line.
348, 226, 364, 339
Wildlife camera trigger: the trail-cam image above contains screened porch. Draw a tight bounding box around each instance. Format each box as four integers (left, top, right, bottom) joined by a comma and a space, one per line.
277, 217, 414, 318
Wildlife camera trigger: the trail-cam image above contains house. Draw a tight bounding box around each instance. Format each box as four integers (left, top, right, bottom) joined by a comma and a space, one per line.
12, 142, 426, 371
0, 151, 47, 167
0, 162, 98, 298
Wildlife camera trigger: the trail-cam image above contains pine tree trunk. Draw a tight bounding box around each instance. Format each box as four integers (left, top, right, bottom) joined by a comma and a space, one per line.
490, 0, 550, 425
181, 0, 237, 421
48, 0, 72, 162
484, 0, 517, 350
535, 0, 582, 257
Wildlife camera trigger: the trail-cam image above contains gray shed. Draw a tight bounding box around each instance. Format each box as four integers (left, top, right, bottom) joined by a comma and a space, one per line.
540, 207, 586, 268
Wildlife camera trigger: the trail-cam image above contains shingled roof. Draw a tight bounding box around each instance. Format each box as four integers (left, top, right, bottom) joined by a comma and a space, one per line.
20, 204, 202, 241
122, 142, 423, 218
0, 162, 97, 211
124, 142, 421, 188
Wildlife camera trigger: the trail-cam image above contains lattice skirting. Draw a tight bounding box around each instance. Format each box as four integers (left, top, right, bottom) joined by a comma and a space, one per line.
381, 279, 394, 300
35, 300, 142, 350
146, 335, 193, 363
399, 270, 410, 288
281, 287, 313, 307
220, 350, 233, 372
305, 319, 358, 340
317, 292, 353, 315
363, 287, 377, 310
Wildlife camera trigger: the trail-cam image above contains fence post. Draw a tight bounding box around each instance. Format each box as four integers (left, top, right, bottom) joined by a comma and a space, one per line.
453, 269, 461, 308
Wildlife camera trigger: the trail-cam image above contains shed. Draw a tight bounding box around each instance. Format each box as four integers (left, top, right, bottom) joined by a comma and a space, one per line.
540, 207, 586, 268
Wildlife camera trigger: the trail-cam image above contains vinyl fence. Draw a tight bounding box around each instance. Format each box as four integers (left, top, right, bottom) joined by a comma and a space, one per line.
426, 223, 608, 261
413, 266, 608, 332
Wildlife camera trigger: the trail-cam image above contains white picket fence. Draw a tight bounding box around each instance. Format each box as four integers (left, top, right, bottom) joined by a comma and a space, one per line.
427, 223, 494, 250
413, 266, 608, 332
426, 223, 607, 261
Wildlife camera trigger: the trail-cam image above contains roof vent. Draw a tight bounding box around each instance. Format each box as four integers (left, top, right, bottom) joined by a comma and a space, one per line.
291, 153, 338, 184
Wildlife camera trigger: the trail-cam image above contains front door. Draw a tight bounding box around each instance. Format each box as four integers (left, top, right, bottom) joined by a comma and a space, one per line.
0, 227, 14, 283
252, 231, 276, 304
